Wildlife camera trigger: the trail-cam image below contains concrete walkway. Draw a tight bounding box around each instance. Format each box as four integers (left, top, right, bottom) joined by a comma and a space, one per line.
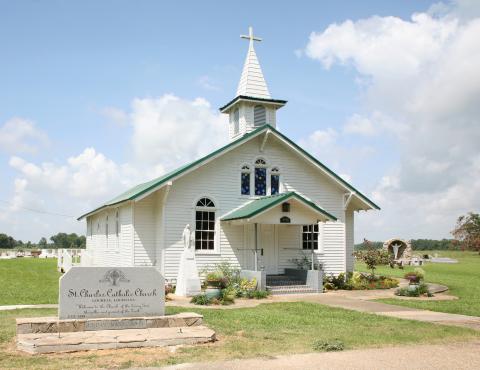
155, 340, 480, 370
0, 304, 57, 311
275, 293, 480, 331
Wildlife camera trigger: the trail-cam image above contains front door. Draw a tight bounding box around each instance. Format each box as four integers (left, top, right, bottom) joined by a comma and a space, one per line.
260, 224, 277, 274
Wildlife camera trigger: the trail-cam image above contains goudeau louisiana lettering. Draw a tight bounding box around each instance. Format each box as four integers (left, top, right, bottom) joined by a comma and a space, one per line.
67, 288, 157, 298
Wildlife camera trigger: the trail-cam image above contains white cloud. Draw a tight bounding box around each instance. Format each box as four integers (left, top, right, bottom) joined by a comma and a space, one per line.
0, 118, 49, 154
130, 94, 228, 170
3, 95, 229, 241
304, 1, 480, 240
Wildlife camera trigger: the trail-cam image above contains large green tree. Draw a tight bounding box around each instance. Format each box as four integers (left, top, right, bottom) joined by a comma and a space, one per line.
49, 233, 86, 249
452, 212, 480, 253
0, 233, 16, 249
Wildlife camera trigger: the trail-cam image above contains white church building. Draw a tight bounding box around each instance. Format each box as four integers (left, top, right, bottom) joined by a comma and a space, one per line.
78, 28, 379, 290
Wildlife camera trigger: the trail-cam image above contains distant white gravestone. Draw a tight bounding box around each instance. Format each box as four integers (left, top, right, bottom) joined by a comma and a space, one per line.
175, 224, 202, 296
59, 267, 165, 320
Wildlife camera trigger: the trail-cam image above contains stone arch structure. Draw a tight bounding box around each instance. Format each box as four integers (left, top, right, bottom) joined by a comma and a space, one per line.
383, 238, 412, 260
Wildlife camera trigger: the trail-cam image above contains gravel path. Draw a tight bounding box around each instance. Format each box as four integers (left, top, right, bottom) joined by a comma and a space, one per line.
154, 340, 480, 370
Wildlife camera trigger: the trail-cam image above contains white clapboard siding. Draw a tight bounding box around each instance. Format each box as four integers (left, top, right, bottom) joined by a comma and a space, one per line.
157, 134, 347, 280
85, 202, 132, 267
133, 194, 158, 266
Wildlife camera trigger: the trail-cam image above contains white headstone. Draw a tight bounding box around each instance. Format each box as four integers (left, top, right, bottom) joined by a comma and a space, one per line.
59, 267, 165, 320
175, 224, 201, 297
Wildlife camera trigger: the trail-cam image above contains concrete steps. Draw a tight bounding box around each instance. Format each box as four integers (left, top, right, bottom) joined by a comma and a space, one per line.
16, 312, 216, 354
17, 325, 216, 354
267, 285, 317, 295
266, 275, 318, 295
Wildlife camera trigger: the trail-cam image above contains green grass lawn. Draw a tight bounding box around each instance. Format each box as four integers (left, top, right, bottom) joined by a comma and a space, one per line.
0, 258, 60, 305
0, 304, 478, 369
356, 250, 480, 317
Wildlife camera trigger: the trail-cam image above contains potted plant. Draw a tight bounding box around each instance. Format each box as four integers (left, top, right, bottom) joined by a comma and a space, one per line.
204, 272, 225, 298
404, 271, 421, 285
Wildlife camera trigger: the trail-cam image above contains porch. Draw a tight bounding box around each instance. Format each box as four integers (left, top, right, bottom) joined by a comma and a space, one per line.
221, 192, 337, 293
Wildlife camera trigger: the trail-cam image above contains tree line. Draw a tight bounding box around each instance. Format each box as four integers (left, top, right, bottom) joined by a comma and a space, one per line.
354, 239, 454, 251
0, 233, 86, 249
355, 212, 480, 253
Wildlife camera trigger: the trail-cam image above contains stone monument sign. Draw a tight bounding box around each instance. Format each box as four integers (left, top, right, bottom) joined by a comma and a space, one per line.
59, 267, 165, 320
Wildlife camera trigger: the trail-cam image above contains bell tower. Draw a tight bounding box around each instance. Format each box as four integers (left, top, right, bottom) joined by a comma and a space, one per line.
220, 27, 287, 141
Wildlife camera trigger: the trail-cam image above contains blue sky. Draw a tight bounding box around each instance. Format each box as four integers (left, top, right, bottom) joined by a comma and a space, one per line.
1, 0, 479, 242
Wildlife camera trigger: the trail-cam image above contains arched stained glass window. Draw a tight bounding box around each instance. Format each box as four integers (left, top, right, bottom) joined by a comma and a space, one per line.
254, 158, 267, 196
241, 165, 251, 195
195, 197, 215, 250
271, 167, 280, 195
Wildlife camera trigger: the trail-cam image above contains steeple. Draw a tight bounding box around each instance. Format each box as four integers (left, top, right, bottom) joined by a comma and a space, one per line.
220, 26, 287, 141
236, 27, 271, 99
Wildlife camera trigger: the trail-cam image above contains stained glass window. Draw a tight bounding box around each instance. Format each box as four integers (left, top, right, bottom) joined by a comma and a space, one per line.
255, 167, 267, 196
241, 172, 250, 195
195, 198, 215, 250
271, 167, 280, 195
302, 224, 319, 250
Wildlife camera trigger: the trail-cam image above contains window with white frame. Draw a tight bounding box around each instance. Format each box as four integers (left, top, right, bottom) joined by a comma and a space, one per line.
195, 197, 216, 251
254, 158, 267, 196
271, 167, 280, 195
233, 108, 240, 135
241, 164, 251, 195
302, 224, 319, 250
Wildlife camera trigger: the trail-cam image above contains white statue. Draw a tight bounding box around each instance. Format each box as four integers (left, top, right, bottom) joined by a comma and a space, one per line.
175, 224, 201, 296
182, 224, 194, 250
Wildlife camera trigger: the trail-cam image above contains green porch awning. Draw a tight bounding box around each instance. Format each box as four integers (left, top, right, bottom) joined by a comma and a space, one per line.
221, 192, 337, 222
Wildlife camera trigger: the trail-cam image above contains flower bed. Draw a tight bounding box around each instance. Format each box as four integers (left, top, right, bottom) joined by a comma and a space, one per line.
190, 262, 270, 305
324, 272, 399, 291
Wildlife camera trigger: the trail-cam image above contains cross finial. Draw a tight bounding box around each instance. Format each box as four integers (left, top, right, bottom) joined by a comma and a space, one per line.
240, 26, 262, 44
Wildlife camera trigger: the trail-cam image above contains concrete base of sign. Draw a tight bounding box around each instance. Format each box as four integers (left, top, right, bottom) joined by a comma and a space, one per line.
17, 325, 216, 354
16, 312, 216, 354
16, 312, 203, 334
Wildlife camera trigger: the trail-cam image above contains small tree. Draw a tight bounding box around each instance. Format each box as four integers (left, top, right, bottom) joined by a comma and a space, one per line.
452, 212, 480, 254
355, 239, 391, 276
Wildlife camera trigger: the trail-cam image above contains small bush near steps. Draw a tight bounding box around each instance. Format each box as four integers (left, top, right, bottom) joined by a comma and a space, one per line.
312, 339, 345, 352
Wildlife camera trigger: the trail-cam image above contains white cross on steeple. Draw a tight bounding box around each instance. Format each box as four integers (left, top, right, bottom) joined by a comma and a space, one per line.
236, 26, 270, 99
240, 26, 262, 44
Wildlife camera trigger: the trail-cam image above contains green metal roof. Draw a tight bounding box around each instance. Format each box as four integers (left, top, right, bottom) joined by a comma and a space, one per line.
219, 95, 287, 113
78, 124, 379, 220
221, 192, 337, 222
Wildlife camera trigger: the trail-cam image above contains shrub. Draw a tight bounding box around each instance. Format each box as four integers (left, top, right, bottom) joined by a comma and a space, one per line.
246, 290, 270, 299
312, 339, 345, 352
354, 247, 391, 276
220, 286, 236, 305
190, 294, 212, 305
395, 283, 432, 297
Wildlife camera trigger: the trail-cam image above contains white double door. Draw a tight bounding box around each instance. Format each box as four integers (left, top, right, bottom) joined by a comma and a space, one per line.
259, 224, 278, 274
